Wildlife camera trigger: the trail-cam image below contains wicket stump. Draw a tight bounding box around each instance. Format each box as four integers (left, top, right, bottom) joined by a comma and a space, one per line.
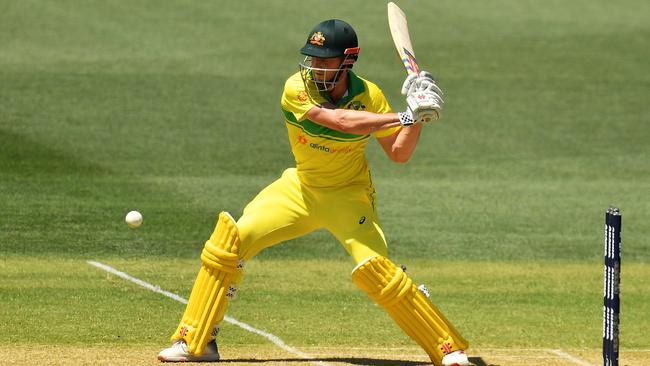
603, 206, 621, 366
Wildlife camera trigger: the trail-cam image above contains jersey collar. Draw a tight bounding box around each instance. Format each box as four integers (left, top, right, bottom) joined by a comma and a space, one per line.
336, 70, 365, 107
318, 70, 366, 107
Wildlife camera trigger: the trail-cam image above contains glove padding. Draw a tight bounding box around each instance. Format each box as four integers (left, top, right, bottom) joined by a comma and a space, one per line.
398, 89, 443, 126
401, 71, 443, 99
398, 70, 444, 125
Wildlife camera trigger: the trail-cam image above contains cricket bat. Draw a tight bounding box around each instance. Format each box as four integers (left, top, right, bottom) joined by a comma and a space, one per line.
387, 2, 421, 75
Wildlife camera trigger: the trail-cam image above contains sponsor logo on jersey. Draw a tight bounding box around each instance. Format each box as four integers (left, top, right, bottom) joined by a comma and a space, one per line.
309, 31, 326, 46
308, 142, 353, 154
309, 142, 330, 152
297, 134, 354, 154
298, 138, 353, 154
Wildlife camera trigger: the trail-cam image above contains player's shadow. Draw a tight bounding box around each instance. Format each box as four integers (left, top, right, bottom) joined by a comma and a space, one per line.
219, 356, 489, 366
218, 359, 426, 365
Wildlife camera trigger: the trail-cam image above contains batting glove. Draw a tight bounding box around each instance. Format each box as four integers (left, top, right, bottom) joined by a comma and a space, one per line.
401, 70, 443, 99
398, 89, 443, 125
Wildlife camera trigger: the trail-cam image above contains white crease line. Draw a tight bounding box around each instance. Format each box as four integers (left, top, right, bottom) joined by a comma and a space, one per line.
549, 349, 594, 366
87, 260, 327, 366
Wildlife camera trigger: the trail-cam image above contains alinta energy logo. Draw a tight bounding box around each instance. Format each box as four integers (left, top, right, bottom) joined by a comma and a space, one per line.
297, 134, 352, 154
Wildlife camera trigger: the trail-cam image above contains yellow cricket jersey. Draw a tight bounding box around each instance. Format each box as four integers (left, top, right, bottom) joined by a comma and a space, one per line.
281, 71, 400, 188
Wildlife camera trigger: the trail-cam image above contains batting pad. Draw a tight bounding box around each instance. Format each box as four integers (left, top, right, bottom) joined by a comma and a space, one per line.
351, 256, 469, 366
171, 212, 244, 355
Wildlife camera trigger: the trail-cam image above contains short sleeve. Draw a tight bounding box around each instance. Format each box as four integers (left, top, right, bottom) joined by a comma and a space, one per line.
367, 83, 401, 138
281, 73, 319, 122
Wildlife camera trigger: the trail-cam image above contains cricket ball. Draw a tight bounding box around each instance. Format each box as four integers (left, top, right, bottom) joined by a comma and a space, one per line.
125, 210, 143, 228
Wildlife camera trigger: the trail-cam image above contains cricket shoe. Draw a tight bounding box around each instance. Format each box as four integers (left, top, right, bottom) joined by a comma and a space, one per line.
157, 339, 220, 362
441, 350, 469, 366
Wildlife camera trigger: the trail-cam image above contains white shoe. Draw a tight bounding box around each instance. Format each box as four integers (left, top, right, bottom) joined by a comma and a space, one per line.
157, 340, 220, 362
441, 350, 469, 366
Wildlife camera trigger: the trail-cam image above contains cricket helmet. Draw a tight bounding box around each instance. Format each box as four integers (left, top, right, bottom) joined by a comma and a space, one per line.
300, 19, 360, 62
299, 19, 360, 93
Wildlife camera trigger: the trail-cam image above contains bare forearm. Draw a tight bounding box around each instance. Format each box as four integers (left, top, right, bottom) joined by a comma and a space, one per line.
390, 123, 422, 162
306, 105, 400, 135
332, 110, 401, 135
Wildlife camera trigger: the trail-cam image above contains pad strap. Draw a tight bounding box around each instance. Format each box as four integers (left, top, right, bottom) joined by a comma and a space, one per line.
352, 256, 468, 366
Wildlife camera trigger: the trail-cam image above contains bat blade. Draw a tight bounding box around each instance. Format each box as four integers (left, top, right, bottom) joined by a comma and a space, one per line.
387, 2, 420, 75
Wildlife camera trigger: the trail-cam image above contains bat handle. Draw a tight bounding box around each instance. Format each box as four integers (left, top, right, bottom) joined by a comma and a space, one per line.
402, 57, 420, 75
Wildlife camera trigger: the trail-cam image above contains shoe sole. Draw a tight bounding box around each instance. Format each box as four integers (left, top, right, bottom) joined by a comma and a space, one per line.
158, 355, 220, 362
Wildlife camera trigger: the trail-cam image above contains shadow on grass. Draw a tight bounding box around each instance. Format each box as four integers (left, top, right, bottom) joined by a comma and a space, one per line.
0, 128, 110, 176
219, 356, 489, 366
218, 358, 426, 365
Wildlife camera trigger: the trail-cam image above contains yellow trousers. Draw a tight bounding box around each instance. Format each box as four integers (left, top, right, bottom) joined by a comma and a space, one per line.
172, 168, 468, 364
236, 168, 387, 264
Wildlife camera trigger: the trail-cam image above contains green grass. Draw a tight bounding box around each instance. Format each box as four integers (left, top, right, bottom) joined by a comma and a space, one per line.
4, 258, 650, 349
1, 0, 649, 362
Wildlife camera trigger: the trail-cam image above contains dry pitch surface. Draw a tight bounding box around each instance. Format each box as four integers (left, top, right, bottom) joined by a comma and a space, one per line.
3, 346, 649, 366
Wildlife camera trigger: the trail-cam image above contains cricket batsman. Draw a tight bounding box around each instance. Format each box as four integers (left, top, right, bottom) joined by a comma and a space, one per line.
158, 19, 469, 366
